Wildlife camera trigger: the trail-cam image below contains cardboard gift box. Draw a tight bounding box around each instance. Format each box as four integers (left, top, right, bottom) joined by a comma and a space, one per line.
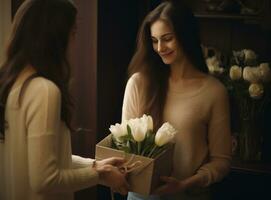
95, 134, 174, 196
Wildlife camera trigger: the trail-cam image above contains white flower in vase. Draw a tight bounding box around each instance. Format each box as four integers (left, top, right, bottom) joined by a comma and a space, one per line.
229, 65, 242, 80
249, 83, 264, 99
243, 66, 261, 83
259, 63, 271, 82
243, 49, 257, 65
206, 56, 224, 75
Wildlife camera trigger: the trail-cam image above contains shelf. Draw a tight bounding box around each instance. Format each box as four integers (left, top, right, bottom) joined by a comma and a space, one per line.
194, 13, 261, 23
231, 160, 271, 175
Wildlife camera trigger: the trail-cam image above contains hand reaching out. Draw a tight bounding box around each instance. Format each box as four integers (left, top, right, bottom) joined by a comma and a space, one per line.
96, 157, 126, 168
95, 157, 129, 195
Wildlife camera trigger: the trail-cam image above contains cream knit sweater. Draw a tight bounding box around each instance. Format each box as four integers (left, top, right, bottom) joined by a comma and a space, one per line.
122, 73, 232, 199
0, 67, 99, 200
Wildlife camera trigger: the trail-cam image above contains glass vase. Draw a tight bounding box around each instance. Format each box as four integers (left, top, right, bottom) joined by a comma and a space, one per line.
238, 118, 262, 161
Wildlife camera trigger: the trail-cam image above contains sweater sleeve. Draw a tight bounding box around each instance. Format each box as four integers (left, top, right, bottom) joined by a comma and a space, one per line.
25, 79, 99, 194
122, 73, 142, 121
72, 155, 94, 169
196, 84, 232, 186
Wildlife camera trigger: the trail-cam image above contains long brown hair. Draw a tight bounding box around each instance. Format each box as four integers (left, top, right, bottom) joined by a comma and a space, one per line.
128, 0, 208, 130
0, 0, 77, 140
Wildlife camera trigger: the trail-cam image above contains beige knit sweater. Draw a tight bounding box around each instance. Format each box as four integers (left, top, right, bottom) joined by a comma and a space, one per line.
0, 67, 99, 200
122, 73, 232, 199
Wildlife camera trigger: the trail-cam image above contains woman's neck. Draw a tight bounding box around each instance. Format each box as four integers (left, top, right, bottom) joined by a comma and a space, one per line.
169, 58, 201, 82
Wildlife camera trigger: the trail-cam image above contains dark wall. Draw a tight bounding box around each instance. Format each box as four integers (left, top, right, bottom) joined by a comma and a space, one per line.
97, 1, 139, 142
97, 1, 141, 199
69, 0, 99, 199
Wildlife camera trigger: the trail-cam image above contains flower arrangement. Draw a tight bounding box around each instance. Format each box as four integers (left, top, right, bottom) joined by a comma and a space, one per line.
222, 49, 271, 100
109, 114, 177, 158
206, 48, 271, 161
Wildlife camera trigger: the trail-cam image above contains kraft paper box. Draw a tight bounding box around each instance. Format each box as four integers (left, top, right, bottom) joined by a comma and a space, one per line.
95, 134, 174, 196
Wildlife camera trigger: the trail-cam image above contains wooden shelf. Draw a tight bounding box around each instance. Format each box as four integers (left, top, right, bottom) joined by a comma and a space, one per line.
231, 160, 271, 175
194, 13, 261, 23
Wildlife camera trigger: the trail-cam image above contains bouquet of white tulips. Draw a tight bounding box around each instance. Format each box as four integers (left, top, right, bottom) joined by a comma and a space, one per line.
109, 114, 177, 158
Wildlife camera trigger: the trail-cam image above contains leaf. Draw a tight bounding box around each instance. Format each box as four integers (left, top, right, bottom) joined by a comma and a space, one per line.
120, 146, 131, 153
128, 139, 137, 154
127, 124, 132, 137
111, 136, 118, 149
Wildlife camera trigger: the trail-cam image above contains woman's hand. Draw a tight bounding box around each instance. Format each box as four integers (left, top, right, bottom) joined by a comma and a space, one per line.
96, 157, 126, 168
95, 157, 129, 195
153, 176, 187, 195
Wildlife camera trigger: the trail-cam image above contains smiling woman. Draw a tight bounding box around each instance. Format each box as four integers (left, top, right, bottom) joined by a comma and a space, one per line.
150, 20, 180, 65
0, 0, 11, 62
122, 1, 232, 200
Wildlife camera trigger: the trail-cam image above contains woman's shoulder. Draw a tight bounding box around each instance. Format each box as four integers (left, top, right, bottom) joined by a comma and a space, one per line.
127, 72, 144, 87
27, 77, 60, 96
129, 72, 143, 81
11, 66, 60, 96
204, 75, 228, 96
206, 75, 226, 91
8, 76, 60, 109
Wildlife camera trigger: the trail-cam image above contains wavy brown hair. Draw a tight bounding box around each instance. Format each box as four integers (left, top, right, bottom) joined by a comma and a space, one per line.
0, 0, 77, 140
128, 0, 208, 130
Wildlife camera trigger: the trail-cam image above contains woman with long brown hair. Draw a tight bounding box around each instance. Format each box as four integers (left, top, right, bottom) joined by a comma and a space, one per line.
122, 1, 231, 199
0, 0, 128, 199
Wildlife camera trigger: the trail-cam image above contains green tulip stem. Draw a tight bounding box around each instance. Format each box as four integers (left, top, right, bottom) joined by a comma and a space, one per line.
137, 142, 141, 155
141, 146, 147, 156
148, 145, 158, 158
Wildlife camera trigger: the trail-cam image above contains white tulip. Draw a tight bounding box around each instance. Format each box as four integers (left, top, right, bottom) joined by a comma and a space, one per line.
207, 64, 224, 75
128, 118, 147, 142
249, 83, 264, 99
243, 66, 261, 83
155, 122, 177, 147
206, 56, 219, 67
141, 114, 153, 131
259, 63, 271, 82
206, 57, 224, 75
109, 122, 128, 142
229, 65, 242, 80
207, 64, 216, 74
243, 49, 257, 64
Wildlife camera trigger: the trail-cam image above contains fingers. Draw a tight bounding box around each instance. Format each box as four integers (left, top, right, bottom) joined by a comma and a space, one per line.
112, 175, 129, 195
116, 170, 130, 188
104, 157, 126, 167
110, 157, 126, 166
102, 164, 114, 172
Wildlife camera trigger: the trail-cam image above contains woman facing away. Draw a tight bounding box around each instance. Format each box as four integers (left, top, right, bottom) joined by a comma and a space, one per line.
0, 0, 129, 200
122, 0, 232, 200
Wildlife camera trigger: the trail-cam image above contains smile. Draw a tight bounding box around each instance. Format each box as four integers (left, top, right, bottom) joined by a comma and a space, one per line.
160, 51, 174, 57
